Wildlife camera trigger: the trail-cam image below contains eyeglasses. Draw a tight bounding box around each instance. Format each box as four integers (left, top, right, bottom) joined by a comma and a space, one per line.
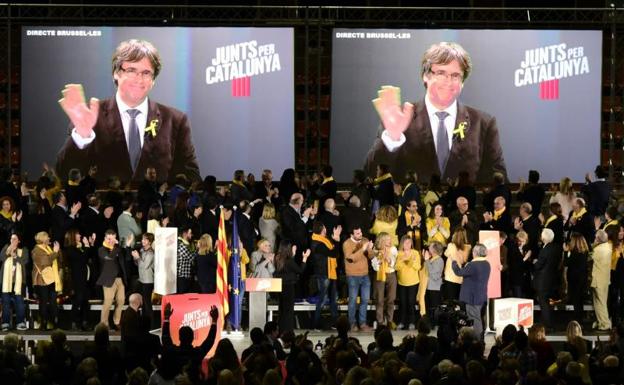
119, 67, 154, 80
430, 70, 463, 83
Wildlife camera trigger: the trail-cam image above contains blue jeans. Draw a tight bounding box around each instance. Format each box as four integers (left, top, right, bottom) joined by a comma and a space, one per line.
347, 275, 371, 325
314, 276, 338, 327
2, 292, 25, 326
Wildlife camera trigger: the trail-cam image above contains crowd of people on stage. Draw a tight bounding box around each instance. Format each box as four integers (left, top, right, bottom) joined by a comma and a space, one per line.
0, 162, 624, 384
0, 162, 622, 335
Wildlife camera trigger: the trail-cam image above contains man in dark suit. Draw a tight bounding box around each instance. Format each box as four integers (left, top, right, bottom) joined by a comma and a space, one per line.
137, 167, 167, 229
50, 191, 81, 244
56, 39, 200, 184
481, 196, 513, 236
452, 243, 491, 340
97, 229, 130, 329
365, 42, 506, 183
582, 165, 611, 218
237, 200, 258, 255
532, 229, 560, 331
281, 193, 314, 257
315, 165, 338, 209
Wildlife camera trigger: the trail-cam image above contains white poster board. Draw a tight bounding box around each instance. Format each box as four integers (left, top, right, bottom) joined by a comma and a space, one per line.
154, 227, 178, 295
493, 297, 534, 334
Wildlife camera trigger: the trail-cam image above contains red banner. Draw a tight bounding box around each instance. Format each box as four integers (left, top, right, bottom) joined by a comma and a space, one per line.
161, 293, 224, 358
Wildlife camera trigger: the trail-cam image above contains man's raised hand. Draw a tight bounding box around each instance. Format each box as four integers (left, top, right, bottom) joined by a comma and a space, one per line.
59, 84, 99, 139
372, 86, 414, 141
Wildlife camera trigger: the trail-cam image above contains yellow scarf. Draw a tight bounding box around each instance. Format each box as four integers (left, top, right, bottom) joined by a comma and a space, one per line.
0, 210, 12, 220
374, 173, 392, 185
545, 215, 557, 227
322, 177, 334, 185
232, 179, 246, 188
178, 237, 190, 246
603, 219, 619, 230
102, 241, 115, 250
312, 233, 336, 279
493, 207, 506, 220
68, 180, 79, 186
571, 207, 587, 221
2, 249, 23, 295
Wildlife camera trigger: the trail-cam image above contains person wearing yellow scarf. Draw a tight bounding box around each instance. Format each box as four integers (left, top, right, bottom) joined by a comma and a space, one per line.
395, 236, 421, 330
372, 232, 398, 329
565, 198, 594, 246
372, 164, 395, 207
310, 221, 341, 330
32, 231, 61, 330
426, 203, 450, 246
397, 199, 423, 250
1, 233, 29, 330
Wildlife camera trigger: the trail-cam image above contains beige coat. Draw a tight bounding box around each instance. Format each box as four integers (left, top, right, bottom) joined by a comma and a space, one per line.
591, 242, 612, 289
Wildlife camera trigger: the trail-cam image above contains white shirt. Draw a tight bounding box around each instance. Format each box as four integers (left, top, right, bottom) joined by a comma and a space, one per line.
71, 92, 149, 150
381, 95, 457, 153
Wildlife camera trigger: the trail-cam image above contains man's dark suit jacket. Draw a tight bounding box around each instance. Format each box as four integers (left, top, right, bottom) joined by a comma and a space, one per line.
581, 180, 611, 217
452, 258, 491, 306
480, 208, 513, 236
533, 243, 561, 293
365, 100, 507, 183
237, 212, 257, 255
50, 205, 76, 244
96, 245, 128, 287
56, 98, 201, 184
281, 205, 309, 255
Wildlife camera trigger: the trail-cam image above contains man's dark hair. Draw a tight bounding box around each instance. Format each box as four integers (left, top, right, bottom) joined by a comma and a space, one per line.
179, 225, 192, 236
607, 206, 619, 221
528, 170, 540, 184
179, 326, 194, 346
52, 191, 65, 204
104, 229, 117, 237
205, 196, 218, 211
250, 327, 265, 344
321, 165, 333, 178
264, 321, 279, 336
143, 233, 155, 244
350, 225, 362, 235
595, 165, 608, 179
87, 193, 100, 208
122, 195, 135, 211
353, 169, 366, 184
312, 220, 325, 235
234, 170, 245, 181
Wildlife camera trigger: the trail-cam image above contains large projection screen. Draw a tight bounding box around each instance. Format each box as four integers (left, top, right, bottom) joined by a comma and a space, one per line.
22, 26, 294, 182
330, 29, 602, 183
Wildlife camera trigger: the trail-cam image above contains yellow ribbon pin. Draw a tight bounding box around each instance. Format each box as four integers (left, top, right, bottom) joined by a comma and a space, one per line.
453, 121, 467, 140
146, 119, 158, 137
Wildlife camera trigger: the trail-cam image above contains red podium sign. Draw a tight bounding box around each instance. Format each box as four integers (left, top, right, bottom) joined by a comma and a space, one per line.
161, 293, 224, 358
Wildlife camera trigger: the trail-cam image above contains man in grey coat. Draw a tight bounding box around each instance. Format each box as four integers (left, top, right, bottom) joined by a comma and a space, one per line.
452, 243, 491, 340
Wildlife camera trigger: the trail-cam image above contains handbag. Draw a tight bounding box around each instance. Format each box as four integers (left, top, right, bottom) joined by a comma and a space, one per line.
35, 264, 55, 285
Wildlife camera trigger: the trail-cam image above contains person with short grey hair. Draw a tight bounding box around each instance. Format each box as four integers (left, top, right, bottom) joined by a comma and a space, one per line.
532, 228, 560, 331
451, 242, 491, 340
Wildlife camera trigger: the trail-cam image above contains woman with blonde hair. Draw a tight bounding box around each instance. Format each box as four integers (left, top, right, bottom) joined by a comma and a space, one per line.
250, 238, 275, 279
395, 235, 421, 330
32, 231, 61, 330
259, 204, 280, 252
196, 233, 217, 293
370, 205, 399, 246
372, 232, 398, 328
443, 228, 471, 301
549, 177, 576, 221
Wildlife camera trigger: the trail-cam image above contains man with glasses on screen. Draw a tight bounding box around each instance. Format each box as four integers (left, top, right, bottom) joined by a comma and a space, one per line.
56, 39, 200, 184
365, 42, 507, 184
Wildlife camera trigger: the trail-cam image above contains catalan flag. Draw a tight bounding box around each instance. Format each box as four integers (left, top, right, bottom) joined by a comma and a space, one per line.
216, 208, 229, 316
